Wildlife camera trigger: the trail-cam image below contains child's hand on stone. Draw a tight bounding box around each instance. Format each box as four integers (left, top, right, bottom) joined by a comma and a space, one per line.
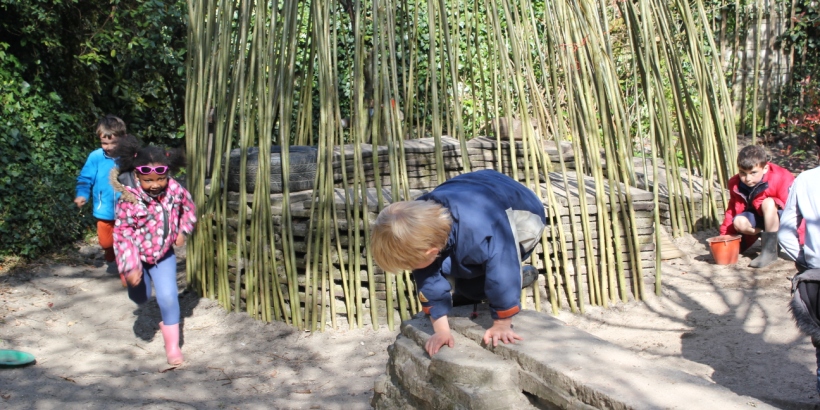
426, 330, 454, 356
426, 315, 454, 356
482, 317, 523, 347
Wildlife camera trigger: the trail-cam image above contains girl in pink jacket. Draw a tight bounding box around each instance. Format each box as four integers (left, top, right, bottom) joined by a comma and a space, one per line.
111, 141, 196, 366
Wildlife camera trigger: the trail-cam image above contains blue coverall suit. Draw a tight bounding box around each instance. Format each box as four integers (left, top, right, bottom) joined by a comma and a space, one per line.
414, 170, 547, 321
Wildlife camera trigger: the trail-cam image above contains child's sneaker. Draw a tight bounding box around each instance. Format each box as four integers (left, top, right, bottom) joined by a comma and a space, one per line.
521, 265, 540, 288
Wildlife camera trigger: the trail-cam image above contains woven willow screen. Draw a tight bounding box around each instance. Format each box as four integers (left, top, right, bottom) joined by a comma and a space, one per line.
184, 0, 736, 331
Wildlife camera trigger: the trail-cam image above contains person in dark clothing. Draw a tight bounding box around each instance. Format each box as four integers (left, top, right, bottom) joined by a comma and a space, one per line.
371, 170, 546, 356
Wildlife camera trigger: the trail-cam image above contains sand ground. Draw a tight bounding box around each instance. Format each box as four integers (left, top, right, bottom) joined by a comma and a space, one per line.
1, 229, 818, 409
559, 230, 819, 410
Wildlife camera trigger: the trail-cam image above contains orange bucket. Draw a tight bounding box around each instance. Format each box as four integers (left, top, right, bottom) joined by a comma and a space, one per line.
706, 235, 742, 265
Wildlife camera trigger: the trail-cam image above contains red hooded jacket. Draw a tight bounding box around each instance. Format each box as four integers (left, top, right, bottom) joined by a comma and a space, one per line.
720, 162, 794, 238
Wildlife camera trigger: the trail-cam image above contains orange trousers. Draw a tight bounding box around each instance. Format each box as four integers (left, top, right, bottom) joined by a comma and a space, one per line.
97, 220, 116, 262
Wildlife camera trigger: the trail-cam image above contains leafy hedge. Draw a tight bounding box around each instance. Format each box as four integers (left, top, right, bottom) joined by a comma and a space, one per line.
0, 0, 188, 260
0, 43, 93, 258
0, 0, 188, 145
775, 0, 820, 129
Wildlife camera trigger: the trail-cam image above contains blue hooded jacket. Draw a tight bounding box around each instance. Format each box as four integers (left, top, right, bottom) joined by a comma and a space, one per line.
414, 170, 546, 320
75, 148, 119, 220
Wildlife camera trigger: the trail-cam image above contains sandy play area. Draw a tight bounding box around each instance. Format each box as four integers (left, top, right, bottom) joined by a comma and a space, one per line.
1, 228, 818, 409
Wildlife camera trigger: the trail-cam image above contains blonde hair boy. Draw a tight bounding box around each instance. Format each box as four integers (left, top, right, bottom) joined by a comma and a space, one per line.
371, 201, 452, 274
369, 169, 546, 358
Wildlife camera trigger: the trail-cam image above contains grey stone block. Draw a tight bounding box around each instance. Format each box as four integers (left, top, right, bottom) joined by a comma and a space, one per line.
373, 307, 779, 410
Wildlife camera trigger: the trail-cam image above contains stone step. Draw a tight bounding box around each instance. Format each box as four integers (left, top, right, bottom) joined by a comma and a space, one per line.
372, 307, 778, 410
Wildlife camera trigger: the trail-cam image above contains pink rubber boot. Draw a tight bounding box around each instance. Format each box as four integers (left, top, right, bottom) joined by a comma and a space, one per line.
159, 321, 184, 365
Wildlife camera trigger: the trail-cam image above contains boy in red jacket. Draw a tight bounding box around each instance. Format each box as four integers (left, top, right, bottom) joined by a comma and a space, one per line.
720, 145, 794, 268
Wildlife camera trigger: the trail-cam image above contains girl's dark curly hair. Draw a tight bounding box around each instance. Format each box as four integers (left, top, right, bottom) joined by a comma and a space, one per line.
112, 136, 186, 174
111, 134, 141, 157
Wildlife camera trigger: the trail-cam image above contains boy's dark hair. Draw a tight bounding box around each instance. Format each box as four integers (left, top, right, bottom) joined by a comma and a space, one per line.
96, 115, 127, 140
113, 137, 186, 175
737, 145, 768, 170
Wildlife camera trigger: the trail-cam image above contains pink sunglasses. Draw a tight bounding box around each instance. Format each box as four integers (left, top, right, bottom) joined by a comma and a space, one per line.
135, 165, 169, 175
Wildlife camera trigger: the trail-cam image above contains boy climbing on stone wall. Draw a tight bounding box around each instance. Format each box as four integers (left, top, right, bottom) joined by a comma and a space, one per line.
371, 170, 546, 356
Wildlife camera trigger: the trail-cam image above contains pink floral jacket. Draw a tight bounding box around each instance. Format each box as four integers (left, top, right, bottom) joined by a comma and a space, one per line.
111, 169, 197, 274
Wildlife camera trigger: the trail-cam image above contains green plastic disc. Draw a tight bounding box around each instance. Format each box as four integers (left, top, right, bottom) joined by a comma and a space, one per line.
0, 350, 36, 367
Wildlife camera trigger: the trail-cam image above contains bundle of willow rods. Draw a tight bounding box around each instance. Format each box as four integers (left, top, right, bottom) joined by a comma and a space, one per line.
185, 0, 736, 329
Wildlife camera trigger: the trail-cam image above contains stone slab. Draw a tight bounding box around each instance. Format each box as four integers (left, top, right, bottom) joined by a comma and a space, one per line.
373, 306, 778, 410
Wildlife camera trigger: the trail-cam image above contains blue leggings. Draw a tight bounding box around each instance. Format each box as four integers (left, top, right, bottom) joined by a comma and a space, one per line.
127, 250, 180, 326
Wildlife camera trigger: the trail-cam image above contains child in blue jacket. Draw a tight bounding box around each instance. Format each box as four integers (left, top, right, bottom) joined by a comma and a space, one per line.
74, 115, 127, 268
372, 170, 546, 356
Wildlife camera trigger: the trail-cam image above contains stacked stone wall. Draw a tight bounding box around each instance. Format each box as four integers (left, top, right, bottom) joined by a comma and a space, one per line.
217, 136, 718, 324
